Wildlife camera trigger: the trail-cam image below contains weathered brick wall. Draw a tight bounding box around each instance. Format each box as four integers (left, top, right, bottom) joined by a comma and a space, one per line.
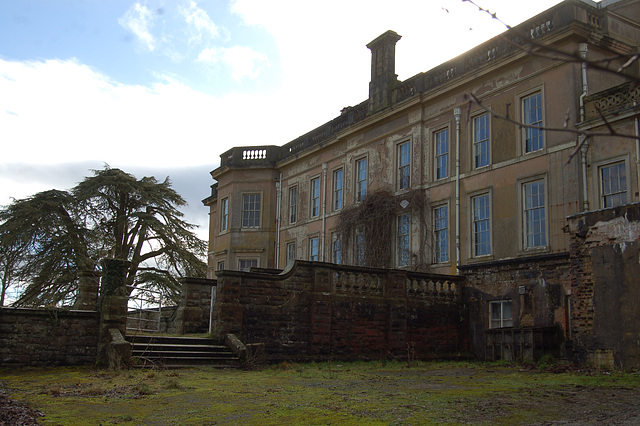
0, 308, 99, 366
461, 254, 571, 361
212, 262, 466, 361
568, 203, 640, 369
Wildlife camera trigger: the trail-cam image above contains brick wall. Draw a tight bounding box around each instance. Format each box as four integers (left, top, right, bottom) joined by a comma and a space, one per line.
212, 262, 467, 361
0, 308, 99, 366
461, 254, 571, 361
568, 203, 640, 369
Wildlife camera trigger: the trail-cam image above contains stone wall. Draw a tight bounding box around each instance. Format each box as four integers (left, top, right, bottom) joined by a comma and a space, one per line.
461, 254, 571, 361
0, 308, 99, 366
212, 261, 467, 361
171, 277, 216, 334
568, 203, 640, 370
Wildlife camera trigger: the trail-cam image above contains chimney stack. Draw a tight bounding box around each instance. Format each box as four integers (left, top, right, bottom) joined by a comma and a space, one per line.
367, 30, 401, 113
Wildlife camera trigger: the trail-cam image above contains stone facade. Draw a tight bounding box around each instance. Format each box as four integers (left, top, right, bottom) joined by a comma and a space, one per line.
0, 308, 99, 366
212, 261, 466, 361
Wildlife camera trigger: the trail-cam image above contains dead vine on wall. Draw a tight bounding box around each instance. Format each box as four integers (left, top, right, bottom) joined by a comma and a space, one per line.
337, 189, 428, 268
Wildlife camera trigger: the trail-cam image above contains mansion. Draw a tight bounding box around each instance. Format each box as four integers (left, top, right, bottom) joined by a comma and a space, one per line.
204, 0, 640, 365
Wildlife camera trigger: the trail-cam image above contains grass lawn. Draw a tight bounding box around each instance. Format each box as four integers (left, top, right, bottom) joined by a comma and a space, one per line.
2, 360, 640, 425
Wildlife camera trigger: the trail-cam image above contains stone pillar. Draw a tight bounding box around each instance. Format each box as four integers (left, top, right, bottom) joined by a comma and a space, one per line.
173, 277, 217, 335
97, 258, 131, 365
73, 270, 101, 310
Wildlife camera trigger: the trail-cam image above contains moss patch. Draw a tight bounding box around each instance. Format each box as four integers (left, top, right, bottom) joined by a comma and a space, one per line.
1, 361, 640, 425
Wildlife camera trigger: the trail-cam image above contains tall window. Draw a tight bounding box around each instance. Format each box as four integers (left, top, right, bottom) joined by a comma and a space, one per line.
435, 129, 449, 180
434, 205, 449, 263
310, 178, 320, 217
523, 92, 543, 153
397, 141, 411, 190
355, 229, 366, 266
286, 242, 296, 266
472, 194, 491, 256
309, 236, 319, 261
473, 114, 490, 168
242, 194, 260, 228
238, 258, 258, 271
523, 180, 546, 248
289, 186, 298, 224
333, 169, 343, 211
397, 213, 411, 267
332, 233, 342, 264
220, 197, 229, 232
490, 300, 513, 329
356, 158, 368, 202
600, 162, 627, 208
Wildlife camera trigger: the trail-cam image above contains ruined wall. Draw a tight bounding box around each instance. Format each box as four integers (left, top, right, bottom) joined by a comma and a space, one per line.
0, 308, 99, 366
461, 254, 571, 361
568, 203, 640, 370
212, 261, 467, 361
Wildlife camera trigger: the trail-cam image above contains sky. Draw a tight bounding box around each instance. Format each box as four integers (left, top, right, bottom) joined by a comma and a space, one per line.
0, 0, 579, 239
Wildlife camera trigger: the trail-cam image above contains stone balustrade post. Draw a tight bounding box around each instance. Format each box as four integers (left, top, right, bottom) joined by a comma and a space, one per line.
97, 258, 131, 366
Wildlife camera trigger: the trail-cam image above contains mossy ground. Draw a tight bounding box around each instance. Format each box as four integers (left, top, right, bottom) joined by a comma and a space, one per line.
2, 361, 640, 425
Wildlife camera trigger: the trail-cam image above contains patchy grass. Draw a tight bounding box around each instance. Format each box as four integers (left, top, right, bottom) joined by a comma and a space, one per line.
2, 361, 640, 425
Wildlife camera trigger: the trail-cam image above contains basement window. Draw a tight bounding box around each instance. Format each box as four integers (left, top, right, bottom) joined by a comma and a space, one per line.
489, 300, 513, 329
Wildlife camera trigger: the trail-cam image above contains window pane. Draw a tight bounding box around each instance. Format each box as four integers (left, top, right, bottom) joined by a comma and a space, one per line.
242, 194, 261, 228
311, 178, 320, 217
434, 205, 449, 263
435, 130, 449, 179
309, 237, 319, 261
473, 114, 490, 168
356, 158, 367, 202
523, 181, 545, 248
601, 162, 627, 208
289, 187, 298, 223
523, 93, 543, 152
333, 169, 343, 210
398, 142, 411, 189
397, 213, 410, 267
473, 194, 491, 256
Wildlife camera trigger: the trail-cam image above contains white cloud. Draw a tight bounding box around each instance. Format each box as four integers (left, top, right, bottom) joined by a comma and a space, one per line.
198, 45, 269, 81
119, 2, 157, 51
181, 0, 221, 44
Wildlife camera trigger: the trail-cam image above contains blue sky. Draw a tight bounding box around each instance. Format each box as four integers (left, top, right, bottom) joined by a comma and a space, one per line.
0, 0, 572, 237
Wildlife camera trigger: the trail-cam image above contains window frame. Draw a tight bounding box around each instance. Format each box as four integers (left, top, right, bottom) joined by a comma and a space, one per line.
331, 232, 342, 265
472, 113, 490, 169
471, 192, 491, 257
238, 258, 258, 272
598, 159, 628, 209
397, 141, 411, 190
433, 203, 449, 264
310, 177, 321, 218
289, 186, 298, 224
521, 90, 544, 154
220, 197, 229, 232
216, 261, 225, 271
241, 193, 261, 229
333, 168, 344, 211
286, 241, 296, 266
355, 228, 366, 266
489, 300, 513, 329
309, 236, 319, 261
397, 213, 411, 267
521, 177, 547, 250
355, 157, 368, 202
435, 128, 449, 180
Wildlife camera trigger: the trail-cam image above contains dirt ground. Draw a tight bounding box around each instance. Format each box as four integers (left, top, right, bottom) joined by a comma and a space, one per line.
2, 362, 640, 425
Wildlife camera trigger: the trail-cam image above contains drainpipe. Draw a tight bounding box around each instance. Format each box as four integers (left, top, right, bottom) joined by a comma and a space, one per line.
635, 101, 640, 200
453, 107, 462, 271
321, 163, 328, 261
578, 43, 589, 212
275, 173, 282, 268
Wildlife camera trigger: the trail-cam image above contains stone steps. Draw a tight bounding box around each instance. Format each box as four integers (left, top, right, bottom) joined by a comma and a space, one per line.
126, 335, 240, 368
